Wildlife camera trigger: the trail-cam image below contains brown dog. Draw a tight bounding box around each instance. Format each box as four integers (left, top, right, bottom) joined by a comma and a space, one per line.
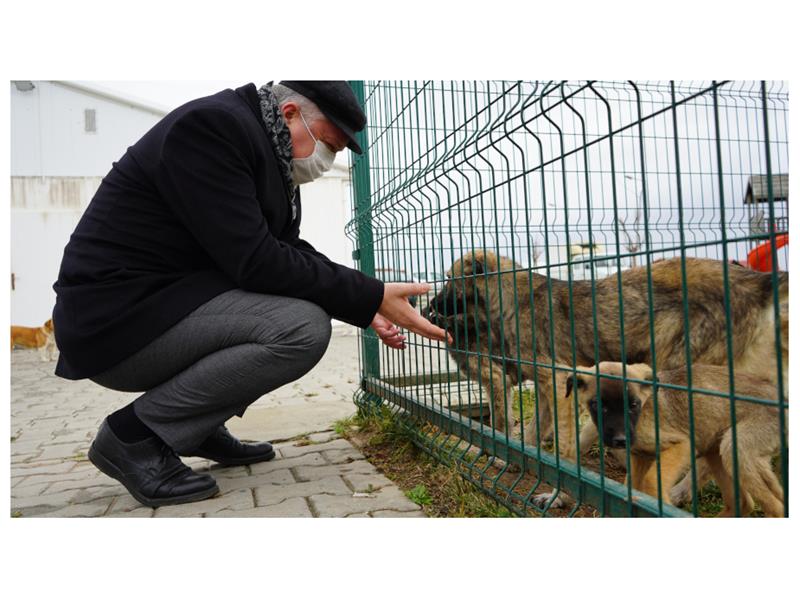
11, 318, 57, 362
572, 362, 785, 517
426, 251, 788, 508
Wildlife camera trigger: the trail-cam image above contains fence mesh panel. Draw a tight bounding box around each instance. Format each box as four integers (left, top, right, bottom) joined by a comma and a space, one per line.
346, 80, 788, 517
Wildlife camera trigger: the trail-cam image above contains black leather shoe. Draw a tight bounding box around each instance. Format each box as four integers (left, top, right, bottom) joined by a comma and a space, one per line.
88, 419, 219, 508
181, 425, 276, 466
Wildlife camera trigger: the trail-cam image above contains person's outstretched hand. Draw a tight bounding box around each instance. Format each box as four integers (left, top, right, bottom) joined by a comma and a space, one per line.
373, 282, 452, 347
371, 313, 407, 349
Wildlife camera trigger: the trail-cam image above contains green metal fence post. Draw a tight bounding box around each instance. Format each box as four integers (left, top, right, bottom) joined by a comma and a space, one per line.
348, 80, 380, 381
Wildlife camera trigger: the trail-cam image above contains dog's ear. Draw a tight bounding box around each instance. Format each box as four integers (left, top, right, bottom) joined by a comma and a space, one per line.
627, 363, 657, 406
628, 363, 657, 383
565, 373, 587, 397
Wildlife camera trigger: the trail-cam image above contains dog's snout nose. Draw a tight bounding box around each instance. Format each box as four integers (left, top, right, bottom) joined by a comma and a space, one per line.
610, 435, 627, 448
422, 303, 437, 321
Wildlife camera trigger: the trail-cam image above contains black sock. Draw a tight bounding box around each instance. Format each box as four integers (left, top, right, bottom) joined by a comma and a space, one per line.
107, 402, 158, 443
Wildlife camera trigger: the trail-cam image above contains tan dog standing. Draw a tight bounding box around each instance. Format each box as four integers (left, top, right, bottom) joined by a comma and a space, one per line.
11, 318, 58, 362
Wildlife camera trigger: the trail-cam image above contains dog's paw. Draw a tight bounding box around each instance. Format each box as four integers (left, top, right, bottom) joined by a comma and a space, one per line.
531, 491, 568, 510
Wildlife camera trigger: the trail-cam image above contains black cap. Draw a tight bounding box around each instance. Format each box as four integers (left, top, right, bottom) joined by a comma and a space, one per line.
279, 80, 366, 154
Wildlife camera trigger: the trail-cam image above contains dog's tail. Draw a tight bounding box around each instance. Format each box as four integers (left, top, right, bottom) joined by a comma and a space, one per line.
762, 271, 790, 396
779, 273, 788, 391
755, 269, 788, 307
770, 270, 788, 347
778, 271, 789, 306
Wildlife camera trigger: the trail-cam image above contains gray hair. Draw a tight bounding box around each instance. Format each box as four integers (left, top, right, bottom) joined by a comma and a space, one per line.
272, 83, 324, 123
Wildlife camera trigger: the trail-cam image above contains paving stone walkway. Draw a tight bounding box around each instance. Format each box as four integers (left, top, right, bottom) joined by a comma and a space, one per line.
10, 326, 425, 518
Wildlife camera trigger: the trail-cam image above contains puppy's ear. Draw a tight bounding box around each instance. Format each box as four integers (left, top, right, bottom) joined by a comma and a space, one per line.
565, 373, 586, 397
627, 363, 657, 406
629, 363, 657, 383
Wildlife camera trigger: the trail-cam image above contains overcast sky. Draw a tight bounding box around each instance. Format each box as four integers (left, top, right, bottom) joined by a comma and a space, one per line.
86, 80, 267, 110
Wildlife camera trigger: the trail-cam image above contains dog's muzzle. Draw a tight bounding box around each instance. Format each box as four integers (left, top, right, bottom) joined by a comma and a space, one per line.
422, 304, 448, 327
606, 435, 629, 449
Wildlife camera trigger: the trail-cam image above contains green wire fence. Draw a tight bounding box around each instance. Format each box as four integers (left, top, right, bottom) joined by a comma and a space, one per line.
346, 81, 788, 517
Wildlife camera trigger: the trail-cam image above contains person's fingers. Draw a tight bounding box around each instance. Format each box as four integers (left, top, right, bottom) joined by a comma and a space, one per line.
390, 282, 431, 299
377, 326, 402, 340
373, 314, 394, 329
404, 313, 447, 341
374, 321, 400, 336
380, 335, 405, 350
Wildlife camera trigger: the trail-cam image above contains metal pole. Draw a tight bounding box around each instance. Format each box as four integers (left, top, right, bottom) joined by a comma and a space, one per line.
348, 80, 380, 380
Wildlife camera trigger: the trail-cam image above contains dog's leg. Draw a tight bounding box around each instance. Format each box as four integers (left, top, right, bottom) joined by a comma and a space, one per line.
46, 336, 57, 361
749, 458, 785, 517
530, 383, 583, 510
638, 441, 689, 505
719, 426, 783, 517
472, 354, 515, 434
705, 451, 755, 517
521, 364, 557, 444
572, 421, 598, 460
553, 376, 579, 461
630, 455, 656, 493
669, 456, 713, 507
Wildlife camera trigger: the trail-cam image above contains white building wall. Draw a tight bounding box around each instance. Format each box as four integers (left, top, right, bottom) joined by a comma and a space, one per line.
296, 164, 355, 269
10, 81, 358, 328
10, 81, 167, 327
11, 81, 166, 176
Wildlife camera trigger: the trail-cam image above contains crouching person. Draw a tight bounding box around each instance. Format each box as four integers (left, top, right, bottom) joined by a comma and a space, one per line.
52, 81, 447, 508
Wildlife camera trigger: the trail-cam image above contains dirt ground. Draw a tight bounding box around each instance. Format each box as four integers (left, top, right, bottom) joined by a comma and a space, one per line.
341, 407, 741, 518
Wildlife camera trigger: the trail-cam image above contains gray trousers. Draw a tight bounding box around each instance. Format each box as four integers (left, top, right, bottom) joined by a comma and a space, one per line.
90, 289, 332, 453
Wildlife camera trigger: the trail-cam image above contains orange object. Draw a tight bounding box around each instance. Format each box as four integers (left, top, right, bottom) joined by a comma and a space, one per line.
747, 233, 788, 272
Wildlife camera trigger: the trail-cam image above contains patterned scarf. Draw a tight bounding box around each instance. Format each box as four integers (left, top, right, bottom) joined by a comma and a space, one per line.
256, 82, 298, 214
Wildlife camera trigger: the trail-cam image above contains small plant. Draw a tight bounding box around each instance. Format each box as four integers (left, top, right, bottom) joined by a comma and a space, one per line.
512, 388, 535, 422
333, 415, 359, 436
697, 480, 724, 516
406, 484, 432, 506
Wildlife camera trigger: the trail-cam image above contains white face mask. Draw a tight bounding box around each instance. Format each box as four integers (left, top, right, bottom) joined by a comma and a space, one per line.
291, 111, 336, 185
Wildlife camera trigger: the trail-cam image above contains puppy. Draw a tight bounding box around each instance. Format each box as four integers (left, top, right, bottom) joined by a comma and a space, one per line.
573, 362, 785, 517
11, 318, 57, 362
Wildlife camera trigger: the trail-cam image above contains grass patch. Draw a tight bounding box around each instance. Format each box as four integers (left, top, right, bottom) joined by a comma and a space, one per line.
405, 484, 432, 506
512, 388, 535, 423
341, 401, 780, 518
339, 406, 514, 517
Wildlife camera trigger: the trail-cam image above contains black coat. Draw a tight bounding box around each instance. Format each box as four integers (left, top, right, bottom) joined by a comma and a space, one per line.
52, 83, 383, 380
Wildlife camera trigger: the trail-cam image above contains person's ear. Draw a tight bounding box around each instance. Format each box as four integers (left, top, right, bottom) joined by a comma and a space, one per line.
281, 101, 300, 123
